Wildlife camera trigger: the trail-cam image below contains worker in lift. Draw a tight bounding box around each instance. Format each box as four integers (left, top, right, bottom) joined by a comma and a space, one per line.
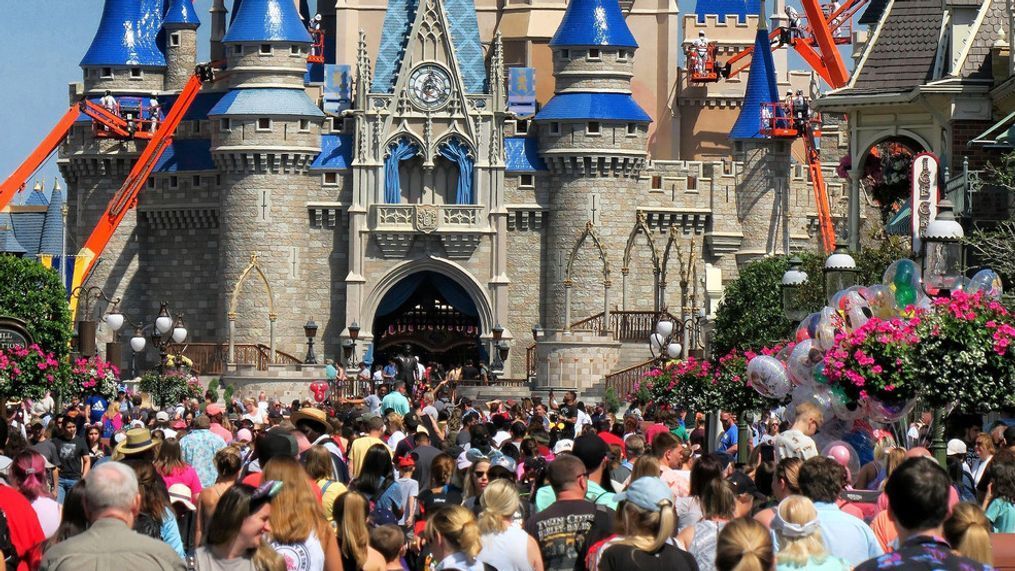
148, 93, 161, 133
100, 90, 116, 114
309, 14, 323, 58
782, 90, 794, 130
691, 30, 710, 75
785, 5, 801, 41
793, 89, 809, 132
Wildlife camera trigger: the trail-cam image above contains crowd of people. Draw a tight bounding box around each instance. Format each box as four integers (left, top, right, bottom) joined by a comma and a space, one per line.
0, 382, 1011, 571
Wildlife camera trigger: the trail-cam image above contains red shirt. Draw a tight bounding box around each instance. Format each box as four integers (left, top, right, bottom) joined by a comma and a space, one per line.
643, 423, 670, 445
0, 484, 44, 571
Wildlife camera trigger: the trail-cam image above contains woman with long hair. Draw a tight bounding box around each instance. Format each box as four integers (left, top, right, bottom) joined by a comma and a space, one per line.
84, 424, 111, 462
305, 445, 348, 524
676, 453, 723, 532
772, 495, 848, 570
596, 477, 697, 571
196, 445, 244, 546
677, 477, 736, 571
425, 505, 485, 571
350, 443, 402, 525
155, 437, 203, 502
476, 479, 542, 571
462, 455, 491, 508
126, 459, 187, 558
333, 490, 386, 571
973, 434, 996, 489
262, 456, 342, 571
985, 458, 1015, 533
418, 454, 464, 516
49, 480, 87, 546
627, 455, 662, 487
100, 400, 123, 443
715, 517, 774, 571
9, 450, 60, 538
755, 457, 803, 529
943, 502, 993, 566
197, 482, 286, 571
853, 433, 897, 490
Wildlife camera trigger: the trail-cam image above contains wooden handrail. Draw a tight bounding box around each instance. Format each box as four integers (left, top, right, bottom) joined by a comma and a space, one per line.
168, 342, 304, 375
604, 357, 658, 401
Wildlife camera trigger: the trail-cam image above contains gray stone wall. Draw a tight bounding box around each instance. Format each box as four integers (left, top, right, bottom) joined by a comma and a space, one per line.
225, 44, 310, 88
83, 67, 165, 94
213, 118, 321, 149
734, 140, 792, 263
552, 48, 635, 92
165, 28, 198, 91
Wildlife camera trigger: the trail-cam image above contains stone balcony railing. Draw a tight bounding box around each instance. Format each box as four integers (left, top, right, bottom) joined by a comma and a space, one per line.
370, 204, 486, 258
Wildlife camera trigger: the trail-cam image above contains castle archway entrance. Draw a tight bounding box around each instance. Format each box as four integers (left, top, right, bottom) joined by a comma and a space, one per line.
371, 270, 482, 372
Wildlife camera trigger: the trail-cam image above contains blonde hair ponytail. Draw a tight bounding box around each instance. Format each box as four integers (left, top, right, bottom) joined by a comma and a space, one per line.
715, 518, 773, 571
478, 479, 520, 535
944, 503, 993, 566
426, 505, 483, 560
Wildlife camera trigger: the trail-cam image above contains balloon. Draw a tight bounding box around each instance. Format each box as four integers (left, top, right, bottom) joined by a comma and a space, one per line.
814, 307, 844, 351
813, 417, 854, 452
785, 383, 833, 424
968, 269, 1004, 299
867, 396, 917, 424
795, 312, 821, 342
884, 258, 919, 289
787, 339, 823, 387
746, 355, 792, 399
865, 284, 897, 319
822, 440, 861, 475
775, 344, 793, 365
829, 385, 866, 421
894, 284, 917, 308
309, 380, 329, 403
813, 361, 830, 385
841, 291, 872, 331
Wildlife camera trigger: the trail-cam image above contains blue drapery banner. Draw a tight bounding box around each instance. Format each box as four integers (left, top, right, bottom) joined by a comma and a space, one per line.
376, 271, 478, 317
508, 67, 536, 117
384, 139, 419, 203
432, 274, 478, 317
438, 138, 474, 204
376, 273, 425, 316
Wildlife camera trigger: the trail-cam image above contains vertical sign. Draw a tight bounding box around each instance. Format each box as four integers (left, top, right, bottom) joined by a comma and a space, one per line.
508, 67, 536, 117
911, 152, 939, 253
323, 64, 352, 114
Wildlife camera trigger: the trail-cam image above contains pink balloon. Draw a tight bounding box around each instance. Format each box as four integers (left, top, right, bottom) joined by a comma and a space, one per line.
828, 445, 851, 467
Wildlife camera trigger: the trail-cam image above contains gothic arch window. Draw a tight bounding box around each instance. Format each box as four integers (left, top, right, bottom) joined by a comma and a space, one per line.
384, 137, 421, 203
436, 137, 475, 204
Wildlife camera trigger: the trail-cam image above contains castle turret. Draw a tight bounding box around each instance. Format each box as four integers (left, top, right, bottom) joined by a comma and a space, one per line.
162, 0, 200, 91
210, 0, 228, 62
210, 0, 325, 354
534, 0, 651, 329
80, 0, 166, 94
729, 12, 792, 263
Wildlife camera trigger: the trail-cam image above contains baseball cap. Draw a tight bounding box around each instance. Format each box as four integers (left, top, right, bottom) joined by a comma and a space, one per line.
946, 439, 967, 456
397, 456, 416, 469
614, 477, 673, 510
168, 483, 196, 511
156, 411, 170, 423
728, 470, 766, 500
206, 404, 224, 416
571, 435, 609, 472
235, 428, 253, 442
552, 439, 574, 455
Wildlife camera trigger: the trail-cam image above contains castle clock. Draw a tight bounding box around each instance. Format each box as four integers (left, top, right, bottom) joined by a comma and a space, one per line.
409, 64, 453, 110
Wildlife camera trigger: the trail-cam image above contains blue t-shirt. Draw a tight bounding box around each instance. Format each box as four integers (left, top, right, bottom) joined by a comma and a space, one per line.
987, 497, 1015, 533
719, 423, 738, 452
85, 395, 108, 423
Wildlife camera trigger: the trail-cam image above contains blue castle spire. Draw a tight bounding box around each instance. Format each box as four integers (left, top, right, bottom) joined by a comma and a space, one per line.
729, 17, 780, 140
223, 0, 312, 43
549, 0, 638, 48
39, 186, 65, 256
81, 0, 167, 67
164, 0, 201, 28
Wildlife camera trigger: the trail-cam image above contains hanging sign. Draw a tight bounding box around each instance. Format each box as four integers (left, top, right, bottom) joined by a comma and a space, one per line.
911, 151, 939, 253
0, 317, 33, 350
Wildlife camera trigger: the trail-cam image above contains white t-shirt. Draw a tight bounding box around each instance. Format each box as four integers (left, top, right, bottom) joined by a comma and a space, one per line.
242, 409, 266, 425
32, 496, 60, 539
774, 429, 819, 461
270, 529, 325, 571
479, 526, 531, 571
396, 476, 419, 525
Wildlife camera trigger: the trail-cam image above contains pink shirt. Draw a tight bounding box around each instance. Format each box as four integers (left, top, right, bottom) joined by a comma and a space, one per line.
209, 423, 231, 442
161, 465, 203, 501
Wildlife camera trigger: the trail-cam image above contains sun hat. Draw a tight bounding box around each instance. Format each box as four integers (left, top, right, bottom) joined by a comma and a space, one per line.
116, 427, 158, 456
614, 476, 674, 511
292, 407, 330, 434
168, 483, 196, 511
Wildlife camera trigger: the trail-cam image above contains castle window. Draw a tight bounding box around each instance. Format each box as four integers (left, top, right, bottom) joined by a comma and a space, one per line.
651, 175, 662, 190
516, 119, 529, 135
259, 44, 273, 55
101, 67, 113, 78
290, 45, 301, 56
129, 68, 143, 79
560, 49, 570, 60
233, 45, 243, 55
519, 174, 534, 188
257, 118, 272, 131
169, 33, 181, 47
193, 121, 202, 134
323, 172, 339, 186
587, 48, 601, 60
220, 118, 231, 131
299, 119, 311, 132
549, 122, 560, 135
146, 177, 155, 189
618, 50, 628, 61
586, 121, 601, 135
169, 176, 179, 189
192, 175, 202, 188
687, 175, 698, 190
626, 123, 637, 136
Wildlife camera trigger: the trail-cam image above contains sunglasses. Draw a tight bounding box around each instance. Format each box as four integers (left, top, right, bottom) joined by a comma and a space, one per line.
473, 470, 488, 478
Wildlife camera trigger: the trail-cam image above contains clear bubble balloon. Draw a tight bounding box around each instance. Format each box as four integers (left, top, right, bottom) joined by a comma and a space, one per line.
775, 344, 793, 365
813, 417, 853, 452
787, 339, 824, 387
795, 312, 821, 342
822, 440, 860, 475
867, 396, 917, 424
746, 355, 792, 399
785, 383, 833, 424
814, 307, 845, 351
883, 259, 921, 310
865, 284, 898, 319
968, 269, 1004, 299
812, 361, 831, 386
841, 291, 873, 332
829, 385, 866, 421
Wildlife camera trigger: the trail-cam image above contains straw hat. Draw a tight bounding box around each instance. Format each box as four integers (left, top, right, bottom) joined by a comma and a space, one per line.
116, 427, 158, 456
291, 407, 329, 433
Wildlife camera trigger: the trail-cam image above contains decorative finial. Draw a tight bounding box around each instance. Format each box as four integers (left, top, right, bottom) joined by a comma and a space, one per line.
758, 0, 768, 31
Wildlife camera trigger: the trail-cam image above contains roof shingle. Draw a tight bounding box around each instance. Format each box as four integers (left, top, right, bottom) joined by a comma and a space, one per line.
847, 0, 943, 94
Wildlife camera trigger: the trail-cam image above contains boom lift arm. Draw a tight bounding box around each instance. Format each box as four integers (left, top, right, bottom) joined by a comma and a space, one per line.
0, 106, 80, 212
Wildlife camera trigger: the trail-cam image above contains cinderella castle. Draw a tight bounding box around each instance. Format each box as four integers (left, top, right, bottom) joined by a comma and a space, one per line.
49, 0, 843, 395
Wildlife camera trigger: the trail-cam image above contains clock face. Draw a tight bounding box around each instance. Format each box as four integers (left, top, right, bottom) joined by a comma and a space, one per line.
409, 65, 453, 109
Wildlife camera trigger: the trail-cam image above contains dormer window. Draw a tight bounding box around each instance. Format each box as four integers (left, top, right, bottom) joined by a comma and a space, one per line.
587, 48, 600, 61
587, 121, 601, 135
516, 119, 529, 135
257, 118, 272, 131
169, 33, 181, 47
549, 122, 560, 135
617, 50, 628, 61
101, 67, 113, 78
129, 68, 143, 79
221, 118, 232, 131
561, 49, 570, 60
290, 45, 301, 56
233, 45, 243, 55
626, 123, 637, 136
299, 119, 311, 132
259, 44, 272, 55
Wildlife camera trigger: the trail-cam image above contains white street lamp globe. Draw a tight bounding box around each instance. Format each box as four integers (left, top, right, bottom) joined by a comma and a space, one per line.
104, 311, 125, 332
649, 333, 664, 351
666, 342, 683, 358
155, 315, 173, 335
130, 335, 147, 353
656, 320, 674, 338
172, 326, 188, 344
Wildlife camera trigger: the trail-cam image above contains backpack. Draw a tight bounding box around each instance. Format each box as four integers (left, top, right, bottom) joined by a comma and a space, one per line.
0, 510, 20, 571
134, 512, 163, 540
368, 480, 401, 527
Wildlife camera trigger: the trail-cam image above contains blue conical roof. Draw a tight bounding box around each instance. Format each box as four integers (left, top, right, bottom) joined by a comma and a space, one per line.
0, 214, 26, 256
223, 0, 312, 43
164, 0, 201, 28
81, 0, 167, 67
24, 187, 49, 207
730, 25, 780, 140
39, 187, 65, 256
549, 0, 638, 49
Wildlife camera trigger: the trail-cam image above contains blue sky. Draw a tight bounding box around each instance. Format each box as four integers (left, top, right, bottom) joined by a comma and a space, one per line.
0, 0, 840, 202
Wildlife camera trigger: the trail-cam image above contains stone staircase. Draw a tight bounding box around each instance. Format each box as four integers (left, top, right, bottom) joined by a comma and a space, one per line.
579, 340, 654, 402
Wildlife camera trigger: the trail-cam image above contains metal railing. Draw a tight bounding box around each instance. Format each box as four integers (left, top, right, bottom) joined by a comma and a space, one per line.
568, 310, 678, 341
167, 343, 302, 375
604, 358, 657, 401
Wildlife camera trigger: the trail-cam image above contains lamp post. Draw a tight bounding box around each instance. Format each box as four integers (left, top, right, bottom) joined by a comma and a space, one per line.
781, 256, 810, 323
304, 320, 319, 364
490, 323, 505, 375
70, 286, 123, 358
125, 302, 187, 406
532, 324, 541, 342
824, 242, 858, 302
921, 199, 965, 467
648, 317, 683, 363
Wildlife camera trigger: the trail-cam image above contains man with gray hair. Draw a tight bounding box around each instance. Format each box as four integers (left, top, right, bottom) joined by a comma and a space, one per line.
41, 462, 184, 570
